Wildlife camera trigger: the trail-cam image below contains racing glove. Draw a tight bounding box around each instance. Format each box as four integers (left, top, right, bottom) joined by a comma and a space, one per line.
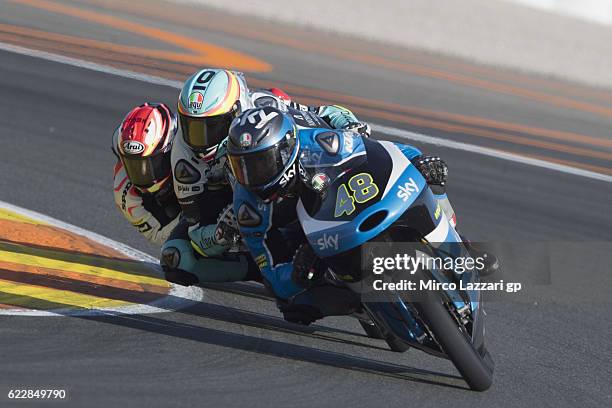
413, 156, 448, 186
188, 205, 239, 257
291, 242, 327, 288
343, 121, 371, 138
318, 105, 360, 130
113, 162, 178, 245
188, 224, 225, 257
213, 204, 241, 247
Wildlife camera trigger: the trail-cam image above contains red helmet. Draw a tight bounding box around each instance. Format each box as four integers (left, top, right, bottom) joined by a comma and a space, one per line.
115, 103, 177, 192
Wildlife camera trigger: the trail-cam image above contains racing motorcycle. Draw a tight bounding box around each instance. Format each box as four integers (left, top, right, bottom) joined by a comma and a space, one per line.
296, 132, 494, 391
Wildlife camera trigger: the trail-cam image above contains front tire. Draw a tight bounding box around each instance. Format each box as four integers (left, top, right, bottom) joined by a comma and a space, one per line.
413, 293, 494, 391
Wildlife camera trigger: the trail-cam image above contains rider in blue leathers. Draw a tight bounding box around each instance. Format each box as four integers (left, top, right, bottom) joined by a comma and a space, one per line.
226, 106, 468, 324
159, 68, 371, 286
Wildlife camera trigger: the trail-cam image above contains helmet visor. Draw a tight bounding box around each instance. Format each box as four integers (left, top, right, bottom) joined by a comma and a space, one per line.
180, 111, 234, 151
121, 151, 171, 189
228, 137, 295, 189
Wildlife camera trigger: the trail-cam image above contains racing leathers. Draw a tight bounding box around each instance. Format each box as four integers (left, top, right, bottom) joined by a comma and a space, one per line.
160, 88, 368, 285
113, 161, 180, 245
232, 125, 459, 324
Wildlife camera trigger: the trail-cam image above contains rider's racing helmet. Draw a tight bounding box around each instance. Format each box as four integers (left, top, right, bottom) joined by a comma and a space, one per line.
226, 107, 299, 200
177, 69, 250, 154
114, 103, 177, 193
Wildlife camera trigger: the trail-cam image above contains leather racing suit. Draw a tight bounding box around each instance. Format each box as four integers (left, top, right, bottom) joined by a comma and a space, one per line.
232, 127, 457, 323
112, 160, 180, 246
160, 87, 368, 285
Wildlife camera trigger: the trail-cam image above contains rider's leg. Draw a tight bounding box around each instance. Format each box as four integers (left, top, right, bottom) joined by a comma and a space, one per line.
160, 219, 259, 285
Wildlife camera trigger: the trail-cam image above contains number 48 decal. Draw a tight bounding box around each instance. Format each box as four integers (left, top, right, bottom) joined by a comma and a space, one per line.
334, 173, 379, 217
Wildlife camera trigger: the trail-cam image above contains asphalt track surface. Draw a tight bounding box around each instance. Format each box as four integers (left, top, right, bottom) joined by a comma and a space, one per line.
0, 1, 611, 407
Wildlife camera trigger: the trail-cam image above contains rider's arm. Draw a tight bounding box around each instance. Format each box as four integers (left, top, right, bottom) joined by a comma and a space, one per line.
187, 199, 235, 257
170, 137, 208, 225
233, 187, 302, 300
251, 88, 367, 133
113, 161, 178, 245
289, 102, 364, 130
170, 135, 234, 256
396, 143, 454, 224
394, 143, 449, 185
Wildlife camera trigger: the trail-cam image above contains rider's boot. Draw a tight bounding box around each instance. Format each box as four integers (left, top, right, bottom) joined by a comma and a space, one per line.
276, 285, 362, 326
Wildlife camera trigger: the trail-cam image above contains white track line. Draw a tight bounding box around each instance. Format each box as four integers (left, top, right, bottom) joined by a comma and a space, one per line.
372, 124, 612, 183
0, 200, 203, 316
0, 42, 182, 88
0, 41, 610, 183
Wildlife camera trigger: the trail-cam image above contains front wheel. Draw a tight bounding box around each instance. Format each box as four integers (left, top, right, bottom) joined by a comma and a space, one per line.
413, 293, 494, 391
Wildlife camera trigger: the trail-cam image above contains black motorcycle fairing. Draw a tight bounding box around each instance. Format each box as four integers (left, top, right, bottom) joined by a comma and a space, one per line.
300, 137, 394, 222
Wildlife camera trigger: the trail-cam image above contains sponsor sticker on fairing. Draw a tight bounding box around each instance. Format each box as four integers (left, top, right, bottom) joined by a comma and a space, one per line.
316, 233, 339, 251
396, 178, 420, 202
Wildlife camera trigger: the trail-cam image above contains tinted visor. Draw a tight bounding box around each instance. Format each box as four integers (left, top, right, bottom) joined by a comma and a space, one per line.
180, 111, 234, 151
121, 151, 171, 188
228, 137, 295, 189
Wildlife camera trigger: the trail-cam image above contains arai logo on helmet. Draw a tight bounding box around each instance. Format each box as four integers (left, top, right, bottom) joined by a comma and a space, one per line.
121, 140, 145, 155
188, 92, 204, 111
